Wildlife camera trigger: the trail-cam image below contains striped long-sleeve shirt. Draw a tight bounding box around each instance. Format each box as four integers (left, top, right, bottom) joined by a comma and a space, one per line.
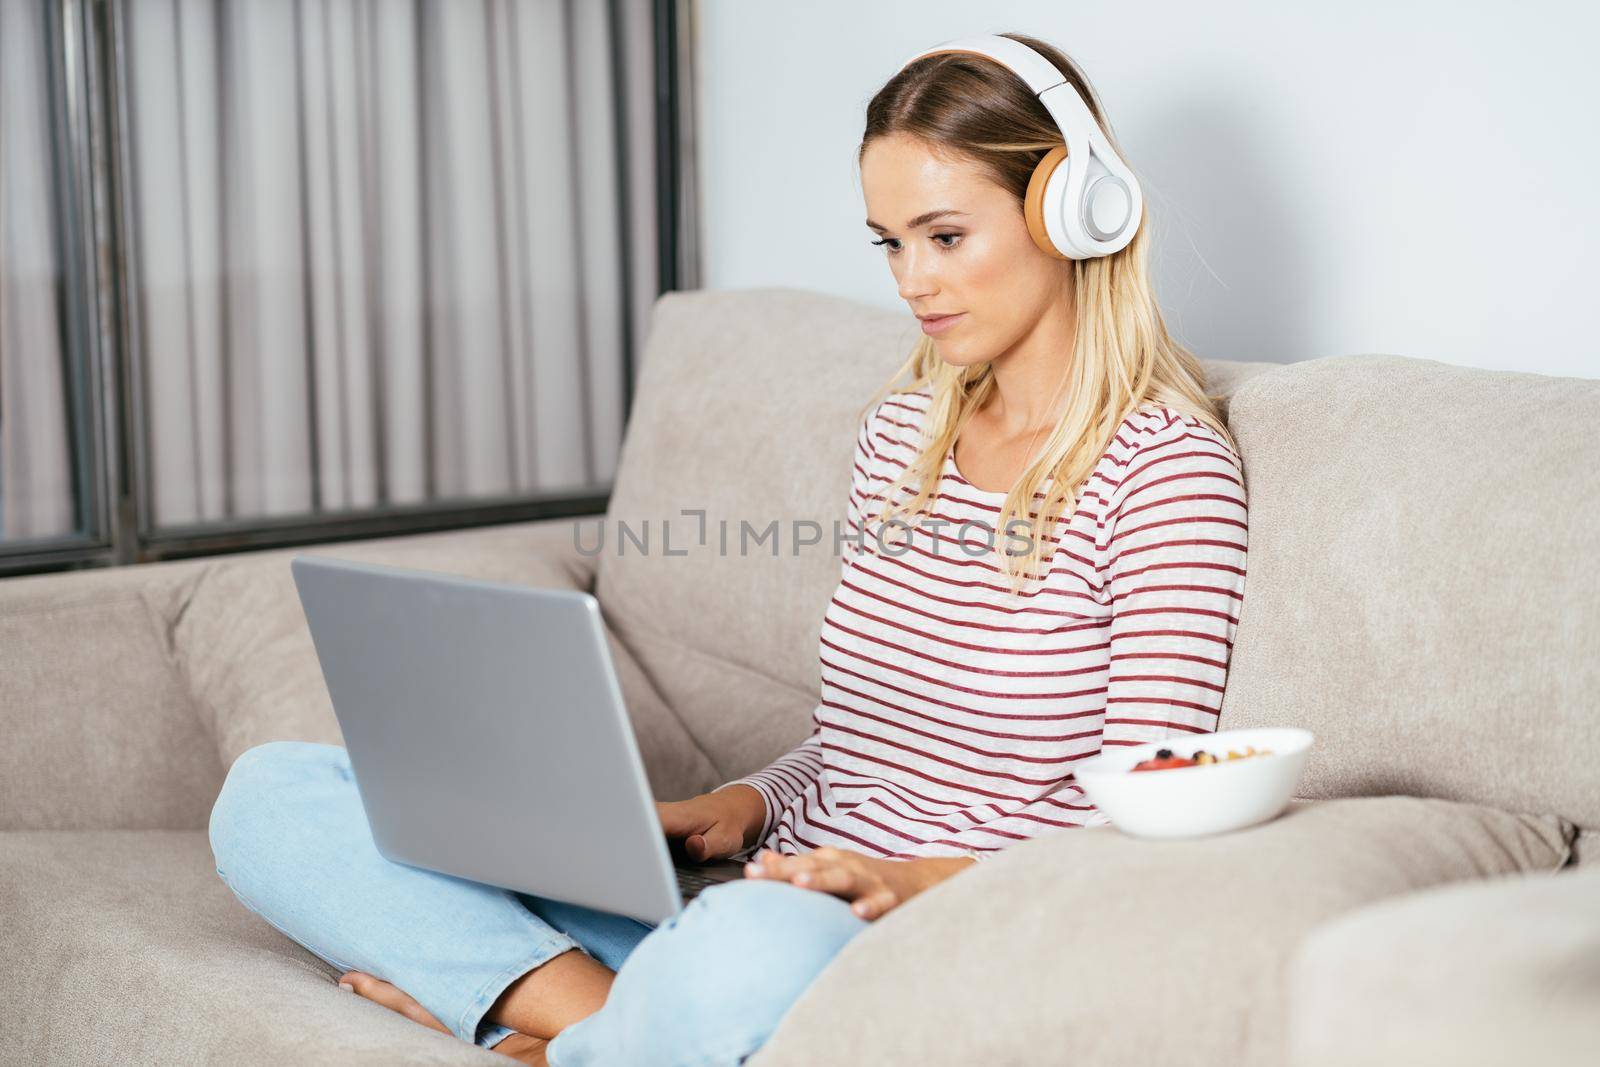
716, 385, 1249, 863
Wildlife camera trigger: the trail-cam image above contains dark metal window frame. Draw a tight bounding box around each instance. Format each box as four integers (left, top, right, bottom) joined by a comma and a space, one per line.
2, 0, 692, 579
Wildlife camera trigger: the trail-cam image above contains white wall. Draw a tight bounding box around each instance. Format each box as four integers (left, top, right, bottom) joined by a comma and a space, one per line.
696, 0, 1598, 378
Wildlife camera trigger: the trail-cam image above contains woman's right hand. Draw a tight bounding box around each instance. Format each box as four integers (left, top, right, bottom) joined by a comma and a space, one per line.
656, 784, 766, 864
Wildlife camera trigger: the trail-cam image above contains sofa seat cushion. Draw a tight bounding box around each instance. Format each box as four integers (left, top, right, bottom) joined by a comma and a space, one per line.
750, 795, 1576, 1067
1286, 860, 1600, 1067
0, 830, 499, 1065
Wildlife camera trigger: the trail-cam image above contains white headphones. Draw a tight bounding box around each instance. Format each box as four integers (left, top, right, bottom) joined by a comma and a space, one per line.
897, 35, 1143, 260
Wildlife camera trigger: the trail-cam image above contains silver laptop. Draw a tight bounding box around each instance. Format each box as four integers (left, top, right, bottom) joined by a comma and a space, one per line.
289, 553, 747, 926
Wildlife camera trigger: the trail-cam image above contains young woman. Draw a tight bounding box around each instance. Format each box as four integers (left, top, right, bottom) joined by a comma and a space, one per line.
208, 31, 1247, 1067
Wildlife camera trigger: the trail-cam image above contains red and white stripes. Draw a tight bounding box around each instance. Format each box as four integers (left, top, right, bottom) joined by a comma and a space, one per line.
717, 386, 1248, 863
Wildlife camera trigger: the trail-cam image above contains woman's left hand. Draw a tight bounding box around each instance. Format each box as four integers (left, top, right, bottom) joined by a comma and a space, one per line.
740, 845, 928, 921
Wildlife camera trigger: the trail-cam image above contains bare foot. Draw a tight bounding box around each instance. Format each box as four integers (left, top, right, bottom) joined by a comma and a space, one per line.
338, 971, 551, 1065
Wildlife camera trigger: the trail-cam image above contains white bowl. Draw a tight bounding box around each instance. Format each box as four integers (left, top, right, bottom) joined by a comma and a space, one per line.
1073, 727, 1315, 840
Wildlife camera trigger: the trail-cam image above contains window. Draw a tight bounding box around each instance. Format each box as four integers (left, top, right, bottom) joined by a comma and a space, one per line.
0, 0, 683, 577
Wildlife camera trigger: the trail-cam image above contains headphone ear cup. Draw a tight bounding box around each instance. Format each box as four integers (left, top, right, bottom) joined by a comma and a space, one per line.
1024, 145, 1072, 260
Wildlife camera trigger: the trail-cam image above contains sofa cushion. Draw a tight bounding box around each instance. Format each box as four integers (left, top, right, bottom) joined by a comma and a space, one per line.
0, 830, 498, 1065
0, 569, 222, 831
145, 517, 722, 800
599, 286, 1277, 780
749, 794, 1576, 1067
1285, 860, 1600, 1067
1216, 355, 1600, 829
595, 289, 914, 779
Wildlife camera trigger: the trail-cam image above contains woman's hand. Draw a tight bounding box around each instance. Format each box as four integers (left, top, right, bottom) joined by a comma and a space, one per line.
741, 845, 973, 921
656, 784, 766, 864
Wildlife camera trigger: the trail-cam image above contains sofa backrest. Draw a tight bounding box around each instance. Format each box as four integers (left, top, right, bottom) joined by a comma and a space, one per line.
15, 285, 1587, 839
595, 287, 1277, 785
596, 289, 918, 781
1216, 354, 1600, 832
601, 289, 1599, 836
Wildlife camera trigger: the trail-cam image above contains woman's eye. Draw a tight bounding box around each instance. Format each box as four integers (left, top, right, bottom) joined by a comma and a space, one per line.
869, 234, 962, 254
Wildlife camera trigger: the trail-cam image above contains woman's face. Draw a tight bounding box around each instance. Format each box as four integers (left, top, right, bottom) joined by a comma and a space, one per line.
860, 132, 1071, 370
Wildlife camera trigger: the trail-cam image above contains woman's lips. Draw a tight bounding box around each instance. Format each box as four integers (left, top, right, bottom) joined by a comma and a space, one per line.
920, 312, 966, 335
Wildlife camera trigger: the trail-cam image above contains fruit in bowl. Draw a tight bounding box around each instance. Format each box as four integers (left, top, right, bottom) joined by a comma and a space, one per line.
1073, 727, 1315, 839
1131, 743, 1273, 771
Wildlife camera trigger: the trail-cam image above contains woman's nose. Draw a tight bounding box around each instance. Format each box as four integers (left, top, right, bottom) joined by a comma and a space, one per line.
896, 251, 938, 303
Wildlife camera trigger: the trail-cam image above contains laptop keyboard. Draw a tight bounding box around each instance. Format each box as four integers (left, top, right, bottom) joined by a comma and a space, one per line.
675, 865, 735, 902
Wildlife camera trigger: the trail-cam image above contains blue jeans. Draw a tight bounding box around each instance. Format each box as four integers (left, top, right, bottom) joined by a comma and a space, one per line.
208, 741, 868, 1065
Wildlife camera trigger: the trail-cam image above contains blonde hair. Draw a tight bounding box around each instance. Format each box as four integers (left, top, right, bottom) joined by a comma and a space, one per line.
855, 31, 1237, 593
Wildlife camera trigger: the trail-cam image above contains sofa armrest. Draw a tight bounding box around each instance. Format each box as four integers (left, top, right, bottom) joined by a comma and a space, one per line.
145, 515, 608, 772
0, 515, 603, 831
0, 563, 224, 831
1285, 862, 1600, 1067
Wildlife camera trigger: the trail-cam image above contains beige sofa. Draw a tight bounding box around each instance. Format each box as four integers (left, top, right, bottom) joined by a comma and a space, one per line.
2, 287, 1596, 1066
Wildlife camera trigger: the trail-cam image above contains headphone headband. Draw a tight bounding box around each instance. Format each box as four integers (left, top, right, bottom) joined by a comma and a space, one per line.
896, 35, 1143, 260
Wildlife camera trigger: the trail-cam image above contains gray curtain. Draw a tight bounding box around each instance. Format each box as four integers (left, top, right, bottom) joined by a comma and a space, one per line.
0, 0, 76, 540
0, 0, 659, 539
